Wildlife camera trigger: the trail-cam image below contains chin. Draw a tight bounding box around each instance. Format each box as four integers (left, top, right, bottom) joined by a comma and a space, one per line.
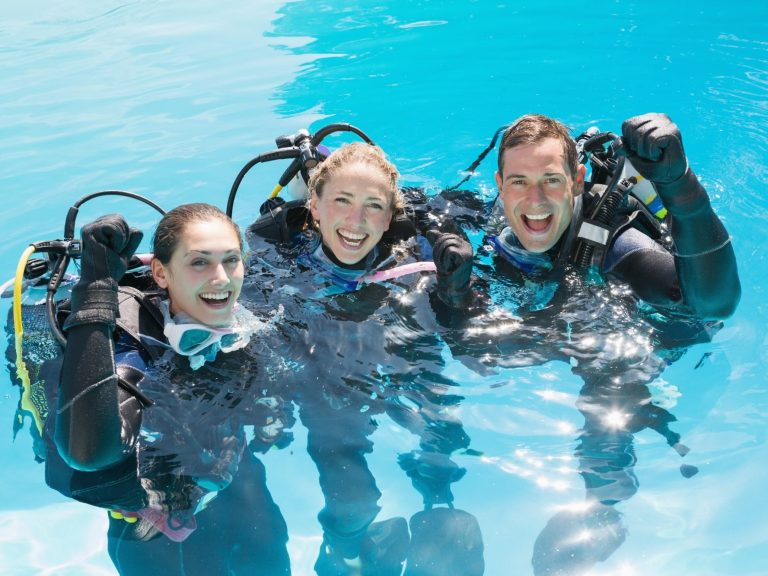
520, 237, 554, 253
198, 308, 234, 326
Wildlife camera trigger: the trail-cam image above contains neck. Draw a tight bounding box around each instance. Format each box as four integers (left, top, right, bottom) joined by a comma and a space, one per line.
321, 243, 370, 271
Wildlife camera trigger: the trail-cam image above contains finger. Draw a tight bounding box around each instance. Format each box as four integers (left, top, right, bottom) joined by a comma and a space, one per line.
432, 233, 456, 252
622, 115, 656, 157
96, 215, 129, 248
124, 228, 144, 257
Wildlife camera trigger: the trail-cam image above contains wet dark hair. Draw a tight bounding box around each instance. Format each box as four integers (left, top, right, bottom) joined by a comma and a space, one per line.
152, 203, 243, 264
497, 114, 578, 177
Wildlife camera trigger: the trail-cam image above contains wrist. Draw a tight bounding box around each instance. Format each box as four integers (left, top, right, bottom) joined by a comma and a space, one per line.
64, 280, 119, 330
656, 169, 711, 218
437, 276, 472, 308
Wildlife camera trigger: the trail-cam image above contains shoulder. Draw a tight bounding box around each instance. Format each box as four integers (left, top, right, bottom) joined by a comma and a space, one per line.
605, 228, 681, 308
114, 287, 166, 362
605, 227, 668, 271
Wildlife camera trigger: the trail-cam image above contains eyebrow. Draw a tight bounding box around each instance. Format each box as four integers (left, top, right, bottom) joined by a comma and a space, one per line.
183, 249, 241, 257
505, 171, 564, 180
333, 190, 388, 202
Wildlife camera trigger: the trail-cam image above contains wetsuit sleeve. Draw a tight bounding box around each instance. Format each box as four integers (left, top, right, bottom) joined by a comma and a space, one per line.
621, 113, 741, 319
55, 325, 144, 471
54, 215, 144, 471
663, 171, 741, 319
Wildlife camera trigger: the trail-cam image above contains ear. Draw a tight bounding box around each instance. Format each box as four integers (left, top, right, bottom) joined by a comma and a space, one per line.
572, 164, 586, 197
151, 258, 169, 289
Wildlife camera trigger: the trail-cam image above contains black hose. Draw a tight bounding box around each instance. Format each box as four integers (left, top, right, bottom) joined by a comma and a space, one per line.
226, 148, 301, 217
46, 253, 70, 347
226, 123, 375, 218
311, 123, 374, 146
445, 125, 509, 191
573, 155, 629, 268
65, 190, 166, 240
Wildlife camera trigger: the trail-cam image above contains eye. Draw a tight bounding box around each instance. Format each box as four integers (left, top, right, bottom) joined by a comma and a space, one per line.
544, 176, 565, 186
225, 255, 242, 266
367, 202, 385, 211
190, 258, 208, 268
509, 178, 527, 187
334, 196, 350, 205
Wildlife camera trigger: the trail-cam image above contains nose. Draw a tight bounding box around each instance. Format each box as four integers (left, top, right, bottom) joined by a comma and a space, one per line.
528, 182, 548, 203
210, 262, 230, 285
346, 205, 365, 226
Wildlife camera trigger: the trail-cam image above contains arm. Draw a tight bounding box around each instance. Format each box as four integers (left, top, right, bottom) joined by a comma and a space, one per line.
55, 215, 143, 471
622, 113, 741, 319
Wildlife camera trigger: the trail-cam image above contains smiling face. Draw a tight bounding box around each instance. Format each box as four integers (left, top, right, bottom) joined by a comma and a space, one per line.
151, 218, 244, 326
310, 160, 394, 265
495, 138, 585, 253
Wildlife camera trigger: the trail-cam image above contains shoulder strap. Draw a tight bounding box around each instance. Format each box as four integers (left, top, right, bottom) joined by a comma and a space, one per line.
116, 286, 166, 362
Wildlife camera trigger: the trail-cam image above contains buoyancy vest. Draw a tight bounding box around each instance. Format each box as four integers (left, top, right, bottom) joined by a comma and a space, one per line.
570, 183, 665, 271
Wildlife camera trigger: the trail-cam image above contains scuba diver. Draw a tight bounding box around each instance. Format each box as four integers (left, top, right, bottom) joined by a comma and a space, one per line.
424, 112, 741, 574
6, 201, 291, 575
430, 111, 740, 319
240, 140, 484, 575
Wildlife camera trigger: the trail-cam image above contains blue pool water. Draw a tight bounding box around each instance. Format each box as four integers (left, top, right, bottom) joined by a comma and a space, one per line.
2, 1, 767, 574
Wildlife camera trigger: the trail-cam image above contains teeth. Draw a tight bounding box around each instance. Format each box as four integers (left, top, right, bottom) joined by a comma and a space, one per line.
200, 292, 229, 300
338, 229, 366, 241
525, 213, 551, 220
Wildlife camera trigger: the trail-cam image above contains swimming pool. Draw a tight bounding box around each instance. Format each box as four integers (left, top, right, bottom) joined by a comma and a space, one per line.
2, 1, 767, 574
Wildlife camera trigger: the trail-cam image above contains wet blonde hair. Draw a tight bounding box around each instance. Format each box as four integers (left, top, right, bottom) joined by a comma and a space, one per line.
308, 142, 403, 211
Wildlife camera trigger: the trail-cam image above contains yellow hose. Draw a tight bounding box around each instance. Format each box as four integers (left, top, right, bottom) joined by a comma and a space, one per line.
13, 245, 44, 434
268, 184, 283, 199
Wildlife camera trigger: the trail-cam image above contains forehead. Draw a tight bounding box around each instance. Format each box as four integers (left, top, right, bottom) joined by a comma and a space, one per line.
175, 219, 240, 252
501, 138, 569, 175
323, 161, 392, 198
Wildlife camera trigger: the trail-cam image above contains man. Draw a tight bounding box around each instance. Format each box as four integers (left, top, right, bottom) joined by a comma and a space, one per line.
429, 112, 741, 575
433, 112, 741, 319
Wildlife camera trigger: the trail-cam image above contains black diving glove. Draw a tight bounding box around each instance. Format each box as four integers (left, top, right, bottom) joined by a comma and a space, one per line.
428, 230, 474, 307
63, 214, 143, 331
621, 112, 709, 217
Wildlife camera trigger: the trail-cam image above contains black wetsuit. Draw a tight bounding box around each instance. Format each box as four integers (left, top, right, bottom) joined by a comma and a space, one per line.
427, 187, 730, 575
50, 287, 291, 576
244, 202, 484, 576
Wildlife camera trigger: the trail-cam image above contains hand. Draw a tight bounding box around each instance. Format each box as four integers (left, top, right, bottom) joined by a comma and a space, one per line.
64, 214, 143, 331
428, 230, 473, 281
621, 113, 688, 185
79, 214, 144, 285
427, 230, 474, 307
